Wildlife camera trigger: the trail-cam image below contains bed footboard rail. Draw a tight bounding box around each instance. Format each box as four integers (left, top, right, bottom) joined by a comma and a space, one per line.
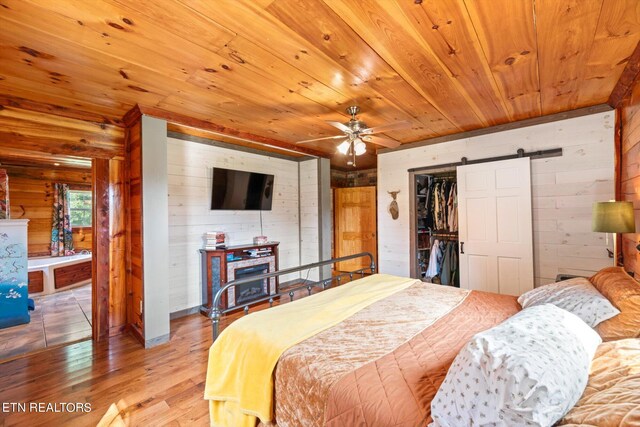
209, 252, 375, 341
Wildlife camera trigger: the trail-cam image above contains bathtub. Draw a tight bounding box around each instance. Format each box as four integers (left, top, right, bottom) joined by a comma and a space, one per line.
27, 253, 92, 295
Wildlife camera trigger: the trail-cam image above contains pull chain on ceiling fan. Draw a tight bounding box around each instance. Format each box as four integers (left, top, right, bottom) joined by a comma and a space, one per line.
296, 106, 409, 167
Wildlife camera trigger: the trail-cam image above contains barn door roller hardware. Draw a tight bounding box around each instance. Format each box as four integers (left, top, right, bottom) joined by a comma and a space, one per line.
409, 148, 562, 173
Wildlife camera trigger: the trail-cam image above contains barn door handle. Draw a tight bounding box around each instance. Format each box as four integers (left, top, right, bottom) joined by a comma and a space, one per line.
460, 242, 464, 254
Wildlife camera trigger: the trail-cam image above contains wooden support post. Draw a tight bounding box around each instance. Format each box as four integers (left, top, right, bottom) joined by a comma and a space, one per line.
92, 158, 110, 341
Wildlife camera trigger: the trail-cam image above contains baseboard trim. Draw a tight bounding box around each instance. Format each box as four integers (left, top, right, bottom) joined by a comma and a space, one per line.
144, 333, 170, 349
128, 324, 144, 346
169, 306, 200, 320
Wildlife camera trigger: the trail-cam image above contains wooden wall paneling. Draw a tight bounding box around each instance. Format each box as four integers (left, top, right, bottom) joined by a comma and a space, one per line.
1, 166, 91, 183
378, 111, 615, 283
0, 106, 125, 159
615, 108, 623, 202
72, 227, 92, 252
125, 120, 144, 341
614, 107, 623, 265
5, 165, 92, 256
0, 149, 92, 169
0, 92, 123, 127
463, 0, 541, 120
168, 137, 301, 312
0, 98, 127, 339
535, 0, 603, 115
92, 158, 110, 341
0, 105, 123, 146
330, 168, 377, 188
619, 77, 640, 277
108, 158, 127, 336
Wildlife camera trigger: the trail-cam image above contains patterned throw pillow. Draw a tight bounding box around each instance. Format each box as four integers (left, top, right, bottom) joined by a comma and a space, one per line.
517, 277, 619, 328
431, 304, 602, 427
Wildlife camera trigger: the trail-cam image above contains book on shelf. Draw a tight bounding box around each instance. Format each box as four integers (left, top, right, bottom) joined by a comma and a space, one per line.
244, 248, 272, 257
203, 231, 226, 249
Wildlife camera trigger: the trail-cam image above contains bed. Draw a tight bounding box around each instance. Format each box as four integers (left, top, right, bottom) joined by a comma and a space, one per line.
204, 255, 640, 427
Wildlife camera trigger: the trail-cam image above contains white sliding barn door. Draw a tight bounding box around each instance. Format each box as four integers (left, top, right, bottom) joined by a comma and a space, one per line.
457, 157, 533, 295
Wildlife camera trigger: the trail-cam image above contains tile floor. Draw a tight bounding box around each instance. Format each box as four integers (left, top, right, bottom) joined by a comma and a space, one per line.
0, 284, 92, 360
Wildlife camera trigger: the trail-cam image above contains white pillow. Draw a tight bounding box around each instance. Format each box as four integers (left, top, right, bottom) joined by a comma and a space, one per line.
517, 277, 619, 327
431, 304, 601, 427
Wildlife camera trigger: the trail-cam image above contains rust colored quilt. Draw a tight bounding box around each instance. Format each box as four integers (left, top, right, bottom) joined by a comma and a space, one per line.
558, 338, 640, 427
269, 284, 519, 427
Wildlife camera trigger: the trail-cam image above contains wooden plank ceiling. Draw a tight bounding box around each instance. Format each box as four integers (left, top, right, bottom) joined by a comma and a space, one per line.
0, 0, 639, 169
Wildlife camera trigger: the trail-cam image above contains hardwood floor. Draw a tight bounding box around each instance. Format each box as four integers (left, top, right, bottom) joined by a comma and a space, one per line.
0, 282, 340, 426
0, 311, 212, 426
0, 285, 92, 360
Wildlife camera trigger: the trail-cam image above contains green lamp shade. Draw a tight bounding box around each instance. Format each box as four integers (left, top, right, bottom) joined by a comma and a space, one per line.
592, 201, 636, 233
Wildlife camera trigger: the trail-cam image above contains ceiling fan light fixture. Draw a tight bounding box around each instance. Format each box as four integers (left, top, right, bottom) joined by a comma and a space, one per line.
337, 140, 351, 155
354, 140, 366, 155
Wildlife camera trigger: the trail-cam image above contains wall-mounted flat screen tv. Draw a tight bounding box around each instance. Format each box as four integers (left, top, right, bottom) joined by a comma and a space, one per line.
211, 167, 274, 210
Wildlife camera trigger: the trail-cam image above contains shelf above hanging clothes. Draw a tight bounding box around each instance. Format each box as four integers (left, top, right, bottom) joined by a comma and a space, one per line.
428, 230, 459, 239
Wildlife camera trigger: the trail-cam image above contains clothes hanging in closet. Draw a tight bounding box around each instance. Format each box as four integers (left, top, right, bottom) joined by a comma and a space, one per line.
423, 178, 457, 232
447, 183, 458, 232
425, 239, 442, 278
440, 241, 459, 287
425, 238, 459, 287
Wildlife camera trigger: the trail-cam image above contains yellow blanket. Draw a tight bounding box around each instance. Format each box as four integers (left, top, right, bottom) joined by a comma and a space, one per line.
204, 273, 419, 427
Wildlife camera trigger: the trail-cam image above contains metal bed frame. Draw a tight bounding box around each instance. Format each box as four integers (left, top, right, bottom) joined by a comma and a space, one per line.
209, 252, 376, 341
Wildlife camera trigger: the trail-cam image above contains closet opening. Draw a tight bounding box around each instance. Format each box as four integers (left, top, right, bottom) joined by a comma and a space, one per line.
410, 169, 459, 285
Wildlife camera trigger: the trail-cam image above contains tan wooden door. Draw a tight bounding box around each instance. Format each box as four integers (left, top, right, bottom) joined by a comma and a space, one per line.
334, 186, 377, 272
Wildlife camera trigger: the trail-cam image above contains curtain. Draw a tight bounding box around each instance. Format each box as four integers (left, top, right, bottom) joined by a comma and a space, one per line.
0, 169, 8, 219
51, 183, 75, 256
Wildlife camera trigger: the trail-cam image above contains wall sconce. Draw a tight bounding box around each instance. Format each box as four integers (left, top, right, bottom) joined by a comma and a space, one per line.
592, 201, 636, 265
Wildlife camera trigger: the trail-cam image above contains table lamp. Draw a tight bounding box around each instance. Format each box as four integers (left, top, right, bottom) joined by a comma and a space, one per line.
592, 201, 636, 265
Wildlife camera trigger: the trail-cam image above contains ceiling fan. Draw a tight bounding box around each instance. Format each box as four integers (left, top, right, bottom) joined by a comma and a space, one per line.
297, 106, 409, 167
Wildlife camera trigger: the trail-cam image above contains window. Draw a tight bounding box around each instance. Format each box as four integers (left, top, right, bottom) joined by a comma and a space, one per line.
69, 190, 92, 227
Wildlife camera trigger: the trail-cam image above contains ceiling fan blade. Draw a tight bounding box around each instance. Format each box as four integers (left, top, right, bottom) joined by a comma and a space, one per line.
361, 135, 401, 149
326, 120, 353, 133
296, 135, 345, 144
361, 120, 411, 135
